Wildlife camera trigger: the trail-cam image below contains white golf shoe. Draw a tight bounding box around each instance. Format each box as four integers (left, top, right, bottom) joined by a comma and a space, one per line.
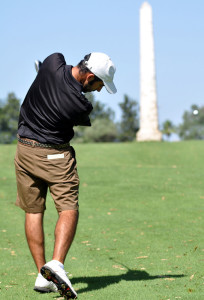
34, 273, 58, 293
41, 261, 77, 299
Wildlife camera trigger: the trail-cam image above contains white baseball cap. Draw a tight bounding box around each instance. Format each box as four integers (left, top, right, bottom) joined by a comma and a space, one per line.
85, 52, 117, 94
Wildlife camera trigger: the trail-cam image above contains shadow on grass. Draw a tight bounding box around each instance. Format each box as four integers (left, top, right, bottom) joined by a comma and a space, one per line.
69, 270, 184, 294
53, 260, 185, 297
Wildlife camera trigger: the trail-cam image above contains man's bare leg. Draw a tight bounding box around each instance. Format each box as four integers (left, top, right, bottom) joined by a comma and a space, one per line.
52, 210, 79, 264
25, 213, 46, 273
38, 210, 79, 298
25, 210, 78, 271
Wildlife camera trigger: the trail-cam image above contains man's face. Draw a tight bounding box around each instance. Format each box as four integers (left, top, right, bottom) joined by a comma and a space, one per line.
82, 77, 104, 93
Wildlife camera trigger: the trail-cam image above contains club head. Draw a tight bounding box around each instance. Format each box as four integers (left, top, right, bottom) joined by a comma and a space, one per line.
35, 60, 42, 73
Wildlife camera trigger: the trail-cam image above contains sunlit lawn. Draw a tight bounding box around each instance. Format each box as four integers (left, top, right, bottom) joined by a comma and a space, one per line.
0, 141, 204, 299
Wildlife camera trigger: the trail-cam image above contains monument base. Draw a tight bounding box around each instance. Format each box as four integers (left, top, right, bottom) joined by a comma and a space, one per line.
136, 129, 162, 141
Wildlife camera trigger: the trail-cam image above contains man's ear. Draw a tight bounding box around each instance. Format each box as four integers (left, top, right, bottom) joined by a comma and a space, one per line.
86, 73, 95, 83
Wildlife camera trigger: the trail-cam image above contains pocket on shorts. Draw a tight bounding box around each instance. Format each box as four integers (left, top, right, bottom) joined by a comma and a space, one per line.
70, 146, 76, 160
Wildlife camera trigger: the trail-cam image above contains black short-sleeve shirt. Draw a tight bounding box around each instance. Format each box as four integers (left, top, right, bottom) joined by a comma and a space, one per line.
18, 53, 93, 144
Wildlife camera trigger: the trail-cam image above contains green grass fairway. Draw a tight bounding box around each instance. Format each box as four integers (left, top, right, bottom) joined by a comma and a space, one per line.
0, 141, 204, 300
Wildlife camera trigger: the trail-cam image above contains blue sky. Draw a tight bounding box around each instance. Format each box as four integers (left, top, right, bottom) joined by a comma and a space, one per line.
1, 0, 203, 129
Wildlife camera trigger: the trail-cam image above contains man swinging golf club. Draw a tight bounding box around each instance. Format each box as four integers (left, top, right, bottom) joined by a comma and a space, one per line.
15, 52, 116, 299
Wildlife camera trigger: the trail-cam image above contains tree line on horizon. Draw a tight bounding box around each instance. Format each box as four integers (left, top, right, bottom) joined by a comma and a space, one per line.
0, 92, 204, 144
0, 92, 139, 144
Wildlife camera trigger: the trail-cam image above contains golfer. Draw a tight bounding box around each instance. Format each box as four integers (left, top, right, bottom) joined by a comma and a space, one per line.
14, 52, 116, 299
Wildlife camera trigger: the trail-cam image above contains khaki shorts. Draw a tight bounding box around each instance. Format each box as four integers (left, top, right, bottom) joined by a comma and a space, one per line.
14, 142, 79, 213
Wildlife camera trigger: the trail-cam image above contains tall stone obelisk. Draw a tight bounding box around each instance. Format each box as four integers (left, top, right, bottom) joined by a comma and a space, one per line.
136, 2, 162, 141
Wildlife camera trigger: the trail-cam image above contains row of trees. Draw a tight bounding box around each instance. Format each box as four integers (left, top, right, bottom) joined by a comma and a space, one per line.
0, 93, 20, 143
0, 92, 139, 144
0, 92, 204, 143
73, 93, 139, 143
162, 104, 204, 140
